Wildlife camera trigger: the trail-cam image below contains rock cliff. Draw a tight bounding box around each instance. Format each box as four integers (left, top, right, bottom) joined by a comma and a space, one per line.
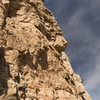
0, 0, 91, 100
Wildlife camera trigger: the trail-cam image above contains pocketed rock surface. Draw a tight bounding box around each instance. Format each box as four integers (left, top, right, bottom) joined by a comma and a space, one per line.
0, 0, 91, 100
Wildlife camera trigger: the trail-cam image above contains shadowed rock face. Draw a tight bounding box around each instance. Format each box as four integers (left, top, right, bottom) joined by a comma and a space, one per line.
0, 0, 91, 100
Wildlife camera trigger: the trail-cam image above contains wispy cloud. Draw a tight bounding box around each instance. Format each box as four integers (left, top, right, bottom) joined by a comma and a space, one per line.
83, 50, 100, 100
45, 0, 100, 100
84, 54, 100, 90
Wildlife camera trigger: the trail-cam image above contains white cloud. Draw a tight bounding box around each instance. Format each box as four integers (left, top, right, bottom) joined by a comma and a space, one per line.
55, 1, 100, 96
84, 54, 100, 90
45, 1, 100, 99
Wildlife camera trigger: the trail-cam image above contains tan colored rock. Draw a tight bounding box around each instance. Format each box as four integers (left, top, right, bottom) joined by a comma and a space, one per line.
54, 35, 67, 52
0, 0, 91, 100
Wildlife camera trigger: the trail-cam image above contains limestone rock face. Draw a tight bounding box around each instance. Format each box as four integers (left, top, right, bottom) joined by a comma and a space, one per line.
0, 0, 91, 100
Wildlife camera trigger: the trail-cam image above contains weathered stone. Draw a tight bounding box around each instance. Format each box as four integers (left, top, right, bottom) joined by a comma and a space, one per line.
54, 35, 67, 52
0, 0, 91, 100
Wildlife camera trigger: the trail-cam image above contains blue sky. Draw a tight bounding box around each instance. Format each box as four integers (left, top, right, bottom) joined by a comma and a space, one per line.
45, 0, 100, 100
